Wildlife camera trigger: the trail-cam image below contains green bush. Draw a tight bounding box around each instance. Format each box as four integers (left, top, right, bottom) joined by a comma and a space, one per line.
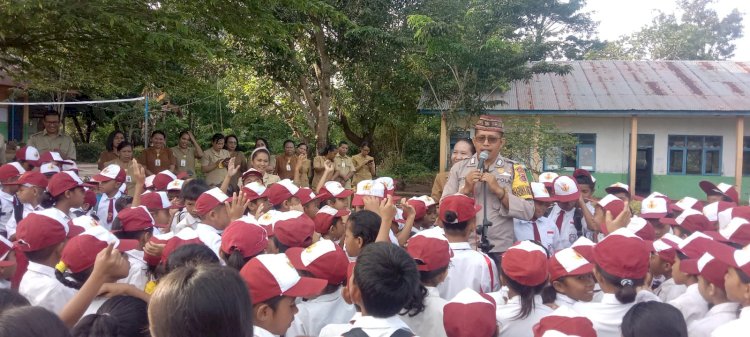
77, 143, 105, 163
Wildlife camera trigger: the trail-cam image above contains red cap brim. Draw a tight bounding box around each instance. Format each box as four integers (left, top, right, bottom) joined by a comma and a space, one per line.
282, 276, 328, 299
641, 212, 667, 220
660, 218, 678, 226
554, 193, 580, 203
699, 181, 718, 196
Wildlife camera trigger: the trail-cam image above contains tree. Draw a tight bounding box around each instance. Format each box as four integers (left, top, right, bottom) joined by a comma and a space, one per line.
587, 0, 744, 60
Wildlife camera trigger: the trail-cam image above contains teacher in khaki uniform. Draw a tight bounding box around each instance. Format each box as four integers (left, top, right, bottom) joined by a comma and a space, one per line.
442, 115, 534, 258
28, 111, 77, 160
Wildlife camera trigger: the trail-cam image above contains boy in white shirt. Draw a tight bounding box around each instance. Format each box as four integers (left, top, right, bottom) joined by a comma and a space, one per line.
668, 233, 711, 325
707, 238, 750, 336
547, 176, 590, 249
688, 251, 739, 337
650, 234, 686, 302
190, 187, 245, 257
90, 164, 126, 229
514, 182, 562, 253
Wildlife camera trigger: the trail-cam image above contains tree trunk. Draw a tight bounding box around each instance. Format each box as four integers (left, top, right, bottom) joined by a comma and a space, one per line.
71, 115, 86, 143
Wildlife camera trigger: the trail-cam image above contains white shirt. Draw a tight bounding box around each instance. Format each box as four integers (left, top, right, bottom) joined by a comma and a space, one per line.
286, 290, 355, 337
96, 191, 122, 230
253, 326, 277, 337
572, 293, 635, 337
5, 203, 44, 238
19, 262, 78, 314
655, 278, 686, 303
118, 250, 149, 291
83, 297, 107, 317
514, 217, 563, 253
689, 302, 740, 337
547, 205, 582, 249
496, 295, 552, 337
319, 313, 361, 337
711, 306, 750, 337
193, 223, 222, 258
0, 279, 10, 289
342, 315, 413, 337
554, 293, 577, 308
171, 210, 198, 233
668, 283, 709, 325
399, 287, 448, 337
437, 242, 500, 300
0, 190, 15, 233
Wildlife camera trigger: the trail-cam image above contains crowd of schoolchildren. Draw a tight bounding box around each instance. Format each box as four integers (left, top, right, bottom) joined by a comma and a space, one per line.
0, 130, 749, 337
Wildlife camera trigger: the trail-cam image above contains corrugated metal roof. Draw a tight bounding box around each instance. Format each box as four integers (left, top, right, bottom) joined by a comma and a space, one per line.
425, 60, 750, 113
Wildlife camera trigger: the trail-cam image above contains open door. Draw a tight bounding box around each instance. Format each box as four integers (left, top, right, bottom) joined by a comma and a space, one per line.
635, 134, 654, 196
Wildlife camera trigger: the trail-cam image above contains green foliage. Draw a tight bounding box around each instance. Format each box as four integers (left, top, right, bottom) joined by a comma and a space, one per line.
76, 143, 105, 163
502, 116, 578, 175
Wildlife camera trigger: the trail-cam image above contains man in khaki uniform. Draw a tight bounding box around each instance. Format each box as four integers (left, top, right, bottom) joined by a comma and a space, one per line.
333, 141, 355, 189
28, 111, 76, 160
442, 115, 534, 257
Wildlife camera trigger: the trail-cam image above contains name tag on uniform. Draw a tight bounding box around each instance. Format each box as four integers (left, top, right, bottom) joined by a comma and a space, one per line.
341, 162, 345, 168
126, 176, 132, 183
155, 159, 161, 167
286, 164, 291, 171
180, 159, 186, 167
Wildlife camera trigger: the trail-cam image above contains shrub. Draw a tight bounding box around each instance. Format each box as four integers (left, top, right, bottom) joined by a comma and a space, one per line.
77, 143, 105, 163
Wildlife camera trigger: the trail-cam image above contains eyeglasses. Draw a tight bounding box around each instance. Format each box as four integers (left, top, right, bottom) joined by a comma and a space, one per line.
475, 135, 500, 144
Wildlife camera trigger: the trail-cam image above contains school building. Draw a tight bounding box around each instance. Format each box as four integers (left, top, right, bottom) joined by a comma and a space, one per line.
424, 60, 750, 202
0, 71, 30, 143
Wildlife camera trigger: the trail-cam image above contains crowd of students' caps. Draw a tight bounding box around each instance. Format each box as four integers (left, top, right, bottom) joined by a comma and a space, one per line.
0, 145, 749, 337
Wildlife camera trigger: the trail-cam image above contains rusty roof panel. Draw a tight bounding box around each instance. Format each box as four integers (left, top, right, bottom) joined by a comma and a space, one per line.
482, 60, 750, 112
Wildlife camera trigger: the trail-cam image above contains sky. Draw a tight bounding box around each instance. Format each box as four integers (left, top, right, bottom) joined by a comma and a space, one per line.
585, 0, 750, 61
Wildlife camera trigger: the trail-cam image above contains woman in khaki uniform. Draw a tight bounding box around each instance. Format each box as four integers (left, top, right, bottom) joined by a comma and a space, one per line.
431, 138, 475, 202
105, 141, 137, 196
294, 143, 312, 187
171, 131, 204, 177
351, 142, 376, 187
201, 133, 231, 187
224, 134, 248, 188
312, 144, 337, 191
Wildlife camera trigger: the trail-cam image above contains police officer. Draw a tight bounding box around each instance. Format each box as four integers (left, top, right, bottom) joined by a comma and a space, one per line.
442, 115, 534, 259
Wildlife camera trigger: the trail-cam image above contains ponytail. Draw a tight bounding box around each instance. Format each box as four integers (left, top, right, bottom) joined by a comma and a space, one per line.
502, 271, 546, 320
41, 191, 56, 209
442, 211, 469, 232
55, 268, 85, 290
400, 284, 427, 317
224, 249, 251, 271
596, 265, 643, 304
541, 285, 557, 304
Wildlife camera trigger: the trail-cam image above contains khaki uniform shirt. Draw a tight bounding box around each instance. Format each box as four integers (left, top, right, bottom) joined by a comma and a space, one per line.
138, 147, 175, 175
201, 148, 230, 186
312, 156, 332, 190
228, 151, 248, 188
334, 154, 354, 189
171, 146, 199, 176
295, 158, 312, 187
97, 152, 118, 170
431, 171, 449, 203
275, 154, 298, 181
106, 159, 136, 197
263, 173, 280, 186
351, 154, 374, 186
442, 155, 534, 253
28, 132, 76, 160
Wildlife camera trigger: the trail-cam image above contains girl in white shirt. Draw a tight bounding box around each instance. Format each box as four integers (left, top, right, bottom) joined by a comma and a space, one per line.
544, 247, 596, 309
687, 252, 739, 337
710, 244, 750, 337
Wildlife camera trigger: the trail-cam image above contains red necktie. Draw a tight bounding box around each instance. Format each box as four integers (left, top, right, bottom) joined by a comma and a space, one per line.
532, 221, 541, 242
107, 199, 115, 223
555, 210, 565, 231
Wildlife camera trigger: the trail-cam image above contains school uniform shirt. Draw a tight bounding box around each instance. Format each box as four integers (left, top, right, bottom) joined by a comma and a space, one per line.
319, 313, 362, 337
342, 315, 413, 337
635, 289, 662, 303
119, 250, 149, 291
496, 295, 553, 337
554, 293, 577, 308
105, 159, 136, 196
688, 302, 740, 337
513, 217, 563, 253
0, 190, 15, 235
286, 290, 356, 337
5, 203, 44, 238
668, 283, 709, 325
437, 242, 500, 300
711, 306, 750, 337
0, 279, 10, 289
547, 205, 587, 249
171, 210, 198, 234
252, 326, 277, 337
96, 191, 123, 230
655, 278, 686, 303
19, 262, 78, 314
572, 293, 635, 337
399, 286, 448, 337
192, 223, 222, 258
83, 297, 108, 317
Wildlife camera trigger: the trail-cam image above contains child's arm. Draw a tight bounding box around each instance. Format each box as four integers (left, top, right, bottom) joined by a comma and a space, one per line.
220, 157, 238, 193
604, 201, 631, 234
578, 195, 599, 231
396, 203, 416, 246
130, 160, 145, 207
374, 196, 397, 243
314, 161, 334, 193
188, 132, 204, 159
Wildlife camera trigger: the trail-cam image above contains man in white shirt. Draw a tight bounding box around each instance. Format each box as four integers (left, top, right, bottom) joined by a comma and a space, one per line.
514, 182, 563, 254
91, 164, 127, 230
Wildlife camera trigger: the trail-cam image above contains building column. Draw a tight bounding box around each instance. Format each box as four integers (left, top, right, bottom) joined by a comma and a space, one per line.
736, 116, 744, 195
439, 113, 448, 174
629, 116, 638, 191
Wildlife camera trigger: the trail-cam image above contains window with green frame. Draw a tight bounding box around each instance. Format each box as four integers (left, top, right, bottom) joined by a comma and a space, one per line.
543, 133, 596, 171
668, 135, 722, 175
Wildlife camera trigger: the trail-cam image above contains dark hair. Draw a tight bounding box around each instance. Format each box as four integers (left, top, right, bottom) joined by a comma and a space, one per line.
116, 141, 133, 153
738, 268, 750, 284
43, 110, 60, 120
455, 138, 476, 155
56, 268, 91, 290
501, 269, 547, 320
621, 301, 687, 337
283, 140, 295, 148
211, 133, 225, 144
72, 296, 149, 337
349, 210, 381, 246
442, 211, 469, 233
250, 148, 270, 162
165, 244, 220, 274
115, 195, 134, 212
179, 131, 190, 138
360, 141, 370, 148
541, 285, 557, 304
400, 266, 448, 318
255, 137, 270, 151
221, 250, 254, 271
272, 236, 290, 253
595, 265, 643, 304
106, 130, 126, 152
338, 141, 348, 147
148, 265, 254, 337
150, 130, 166, 139
23, 244, 59, 263
354, 242, 420, 318
574, 175, 595, 189
0, 289, 30, 314
0, 306, 72, 337
180, 179, 210, 201
297, 142, 307, 148
320, 144, 337, 156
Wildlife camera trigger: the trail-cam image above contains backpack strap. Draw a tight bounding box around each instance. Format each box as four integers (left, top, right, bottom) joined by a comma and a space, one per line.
391, 329, 415, 337
342, 328, 370, 337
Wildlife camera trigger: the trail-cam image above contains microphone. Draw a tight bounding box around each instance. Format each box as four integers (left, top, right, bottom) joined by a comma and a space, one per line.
477, 150, 490, 173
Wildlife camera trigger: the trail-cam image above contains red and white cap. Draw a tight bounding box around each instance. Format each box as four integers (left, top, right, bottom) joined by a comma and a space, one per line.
47, 171, 92, 197
286, 239, 350, 285
439, 194, 481, 224
314, 205, 350, 235
532, 313, 596, 337
242, 182, 267, 202
443, 289, 497, 337
696, 250, 730, 290
570, 237, 596, 262
257, 210, 282, 237
375, 177, 395, 197
598, 194, 625, 219
0, 162, 25, 183
573, 168, 596, 183
194, 187, 231, 216
117, 206, 155, 232
240, 253, 327, 304
652, 233, 683, 264
501, 240, 549, 286
676, 232, 714, 265
549, 247, 594, 282
296, 187, 319, 205
0, 236, 16, 267
40, 162, 60, 175
141, 192, 178, 211
718, 206, 750, 230
706, 239, 750, 277
552, 176, 580, 203
220, 219, 268, 258
406, 228, 452, 272
241, 168, 264, 182
530, 182, 555, 203
61, 160, 78, 173
68, 215, 99, 238
718, 217, 750, 246
699, 181, 739, 204
538, 172, 559, 188
352, 180, 386, 207
593, 228, 649, 279
39, 151, 63, 163
671, 196, 704, 212
60, 225, 139, 273
640, 197, 668, 219
319, 181, 353, 200
144, 175, 156, 190
166, 179, 184, 191
274, 211, 315, 248
605, 182, 630, 195
153, 170, 177, 191
406, 196, 436, 220
262, 179, 300, 206
15, 146, 40, 166
17, 171, 48, 189
626, 217, 656, 241
92, 164, 126, 183
647, 191, 672, 203
670, 208, 712, 233
160, 228, 205, 264
703, 201, 736, 222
